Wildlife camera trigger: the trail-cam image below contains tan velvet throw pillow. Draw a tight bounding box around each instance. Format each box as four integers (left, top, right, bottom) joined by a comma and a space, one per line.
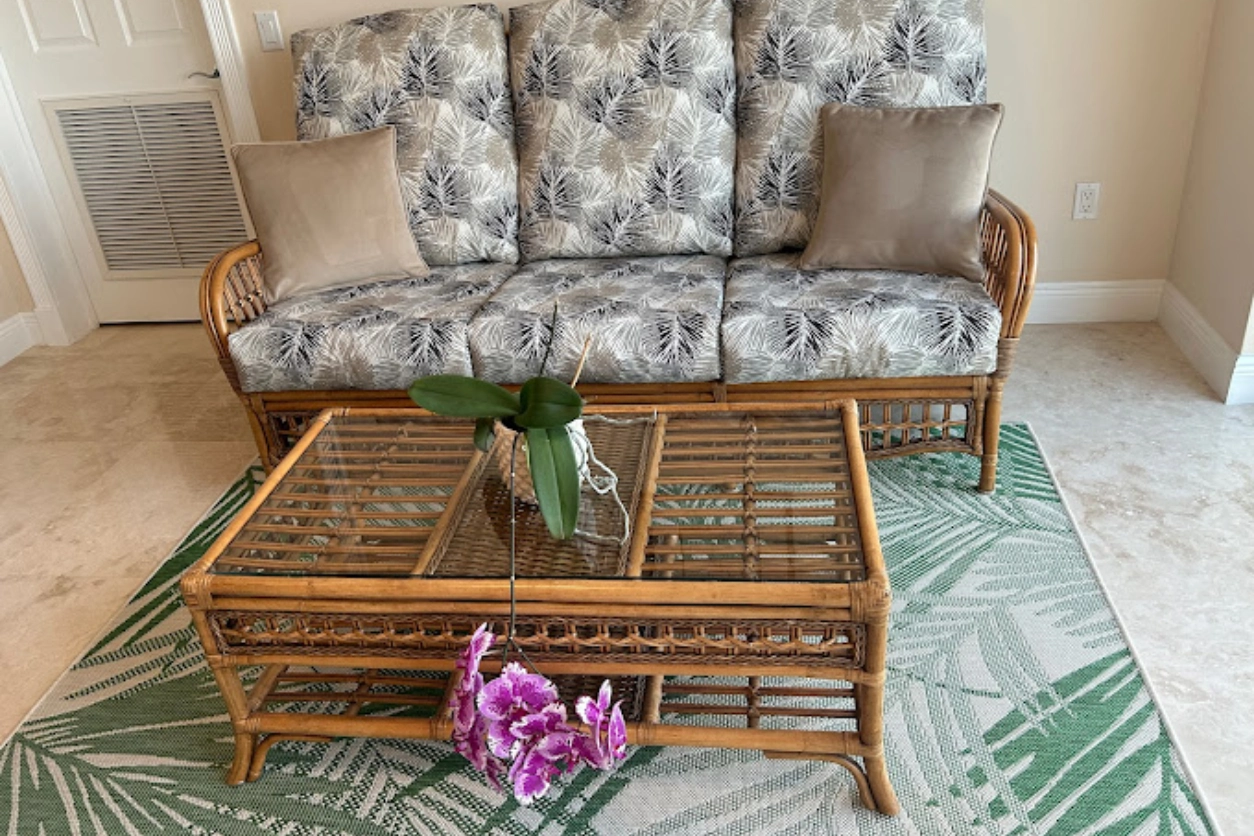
231, 127, 428, 303
799, 104, 1004, 282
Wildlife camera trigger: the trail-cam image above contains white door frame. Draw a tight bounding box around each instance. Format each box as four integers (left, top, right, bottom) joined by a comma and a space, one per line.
0, 0, 261, 347
198, 0, 260, 144
0, 49, 95, 345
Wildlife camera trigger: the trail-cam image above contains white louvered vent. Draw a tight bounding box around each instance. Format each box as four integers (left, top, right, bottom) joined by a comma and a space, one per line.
51, 94, 248, 276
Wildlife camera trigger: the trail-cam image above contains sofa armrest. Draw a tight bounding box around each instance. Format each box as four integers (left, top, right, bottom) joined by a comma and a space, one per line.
980, 191, 1038, 339
199, 239, 265, 393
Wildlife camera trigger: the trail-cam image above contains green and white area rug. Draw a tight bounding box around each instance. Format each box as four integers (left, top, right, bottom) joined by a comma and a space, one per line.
0, 426, 1216, 835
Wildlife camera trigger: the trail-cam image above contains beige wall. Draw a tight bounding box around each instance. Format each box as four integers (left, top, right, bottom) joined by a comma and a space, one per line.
230, 0, 1216, 286
1167, 0, 1254, 355
0, 215, 35, 322
986, 0, 1213, 284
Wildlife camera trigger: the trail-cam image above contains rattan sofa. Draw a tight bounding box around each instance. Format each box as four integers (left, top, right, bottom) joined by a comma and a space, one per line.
200, 0, 1037, 492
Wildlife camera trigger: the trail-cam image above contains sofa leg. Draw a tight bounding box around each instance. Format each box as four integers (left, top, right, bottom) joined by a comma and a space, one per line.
979, 380, 1005, 493
239, 394, 283, 472
979, 338, 1018, 493
979, 449, 998, 493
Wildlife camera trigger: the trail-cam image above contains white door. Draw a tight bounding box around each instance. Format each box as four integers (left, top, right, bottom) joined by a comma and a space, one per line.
0, 0, 249, 322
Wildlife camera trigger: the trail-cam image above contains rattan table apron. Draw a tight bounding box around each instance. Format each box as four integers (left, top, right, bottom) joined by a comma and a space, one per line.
181, 402, 898, 815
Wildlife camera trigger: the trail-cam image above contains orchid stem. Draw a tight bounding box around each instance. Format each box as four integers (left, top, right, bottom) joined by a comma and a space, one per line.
504, 436, 517, 669
506, 433, 538, 673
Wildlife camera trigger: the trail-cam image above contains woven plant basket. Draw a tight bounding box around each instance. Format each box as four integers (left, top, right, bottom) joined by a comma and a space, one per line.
494, 419, 591, 506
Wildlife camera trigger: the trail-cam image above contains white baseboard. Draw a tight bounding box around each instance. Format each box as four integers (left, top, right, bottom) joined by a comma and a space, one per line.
1159, 282, 1252, 404
1227, 355, 1254, 405
1026, 280, 1164, 324
0, 311, 42, 367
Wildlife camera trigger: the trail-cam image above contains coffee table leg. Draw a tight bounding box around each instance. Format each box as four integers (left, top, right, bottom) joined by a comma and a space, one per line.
864, 751, 900, 816
228, 732, 258, 785
206, 662, 258, 785
856, 682, 900, 815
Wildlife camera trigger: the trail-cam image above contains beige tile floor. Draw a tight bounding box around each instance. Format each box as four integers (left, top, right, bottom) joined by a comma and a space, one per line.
0, 322, 1250, 833
0, 325, 258, 743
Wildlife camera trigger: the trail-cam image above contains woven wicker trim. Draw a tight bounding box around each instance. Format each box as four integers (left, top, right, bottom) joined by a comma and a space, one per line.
209, 612, 867, 669
268, 412, 313, 455
253, 667, 649, 724
860, 399, 975, 458
262, 398, 980, 470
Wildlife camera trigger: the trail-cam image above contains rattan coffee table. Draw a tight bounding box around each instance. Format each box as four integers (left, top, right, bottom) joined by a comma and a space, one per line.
181, 401, 898, 814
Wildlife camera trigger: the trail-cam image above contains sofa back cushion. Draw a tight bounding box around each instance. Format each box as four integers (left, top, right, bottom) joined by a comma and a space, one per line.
509, 0, 736, 262
733, 0, 987, 257
292, 6, 519, 266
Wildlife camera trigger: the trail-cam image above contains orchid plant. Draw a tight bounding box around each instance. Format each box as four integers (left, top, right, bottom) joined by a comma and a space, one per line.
407, 373, 583, 539
450, 624, 627, 804
415, 327, 625, 802
408, 311, 589, 541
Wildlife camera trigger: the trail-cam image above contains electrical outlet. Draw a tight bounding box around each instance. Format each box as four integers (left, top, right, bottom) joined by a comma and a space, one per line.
1073, 182, 1101, 220
255, 11, 284, 52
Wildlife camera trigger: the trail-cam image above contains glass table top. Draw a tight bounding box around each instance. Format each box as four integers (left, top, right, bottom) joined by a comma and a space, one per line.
208, 407, 869, 583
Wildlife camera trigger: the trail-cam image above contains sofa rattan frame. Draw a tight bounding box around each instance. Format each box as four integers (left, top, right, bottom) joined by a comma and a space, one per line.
200, 190, 1036, 492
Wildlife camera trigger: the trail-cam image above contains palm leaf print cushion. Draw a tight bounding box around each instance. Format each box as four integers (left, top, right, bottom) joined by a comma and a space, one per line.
292, 6, 520, 266
229, 263, 515, 392
720, 255, 1001, 382
733, 0, 988, 256
510, 0, 736, 261
468, 255, 725, 384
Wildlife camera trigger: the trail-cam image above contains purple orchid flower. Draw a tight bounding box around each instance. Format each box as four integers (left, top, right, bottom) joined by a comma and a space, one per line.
452, 625, 493, 725
575, 680, 628, 769
480, 662, 560, 719
449, 624, 629, 805
450, 625, 502, 777
511, 701, 569, 742
506, 703, 588, 804
504, 701, 585, 803
479, 662, 560, 759
517, 704, 579, 770
510, 743, 564, 804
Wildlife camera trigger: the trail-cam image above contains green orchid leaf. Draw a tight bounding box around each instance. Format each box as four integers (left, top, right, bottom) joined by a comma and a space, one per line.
407, 375, 521, 418
524, 425, 580, 539
473, 417, 496, 452
515, 376, 583, 429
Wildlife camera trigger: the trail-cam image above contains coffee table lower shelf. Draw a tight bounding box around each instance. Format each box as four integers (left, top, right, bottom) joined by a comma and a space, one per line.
208, 659, 899, 816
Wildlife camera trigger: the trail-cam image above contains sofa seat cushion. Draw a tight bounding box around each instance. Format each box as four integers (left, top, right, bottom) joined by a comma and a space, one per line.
229, 263, 515, 392
469, 256, 725, 384
721, 255, 1001, 383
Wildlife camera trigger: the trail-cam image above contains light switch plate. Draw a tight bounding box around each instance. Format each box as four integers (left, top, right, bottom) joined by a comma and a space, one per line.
254, 10, 284, 52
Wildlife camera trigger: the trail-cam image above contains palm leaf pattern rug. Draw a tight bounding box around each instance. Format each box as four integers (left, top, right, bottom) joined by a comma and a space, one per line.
0, 426, 1215, 835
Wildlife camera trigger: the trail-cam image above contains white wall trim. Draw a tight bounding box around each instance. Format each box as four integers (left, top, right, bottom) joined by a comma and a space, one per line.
199, 0, 261, 144
0, 311, 41, 366
1229, 355, 1254, 405
0, 50, 96, 344
1159, 282, 1251, 404
1025, 280, 1164, 325
0, 171, 59, 343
